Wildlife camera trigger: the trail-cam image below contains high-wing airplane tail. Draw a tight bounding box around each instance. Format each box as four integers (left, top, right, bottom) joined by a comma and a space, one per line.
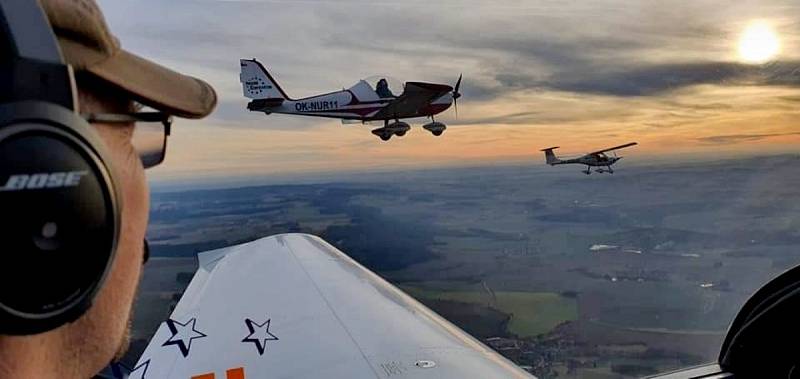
239, 59, 289, 101
541, 146, 561, 165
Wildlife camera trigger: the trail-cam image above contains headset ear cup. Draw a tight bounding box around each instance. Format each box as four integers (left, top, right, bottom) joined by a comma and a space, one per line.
0, 101, 121, 335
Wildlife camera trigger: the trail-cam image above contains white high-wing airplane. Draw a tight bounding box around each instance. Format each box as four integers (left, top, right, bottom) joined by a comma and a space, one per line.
240, 59, 462, 141
112, 234, 533, 378
541, 142, 638, 175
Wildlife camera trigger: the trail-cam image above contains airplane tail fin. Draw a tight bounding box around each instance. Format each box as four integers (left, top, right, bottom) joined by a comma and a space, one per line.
541, 147, 561, 165
240, 59, 289, 101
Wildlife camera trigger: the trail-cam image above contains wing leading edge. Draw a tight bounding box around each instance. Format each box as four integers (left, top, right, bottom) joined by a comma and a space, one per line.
587, 142, 638, 155
128, 234, 534, 379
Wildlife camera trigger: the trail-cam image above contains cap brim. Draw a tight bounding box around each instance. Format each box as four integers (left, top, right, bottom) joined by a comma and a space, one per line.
86, 50, 217, 119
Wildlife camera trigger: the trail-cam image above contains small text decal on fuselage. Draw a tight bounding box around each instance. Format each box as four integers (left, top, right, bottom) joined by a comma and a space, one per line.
295, 101, 339, 112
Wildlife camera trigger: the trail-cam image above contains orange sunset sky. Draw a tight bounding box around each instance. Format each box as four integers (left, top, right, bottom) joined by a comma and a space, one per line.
98, 1, 800, 185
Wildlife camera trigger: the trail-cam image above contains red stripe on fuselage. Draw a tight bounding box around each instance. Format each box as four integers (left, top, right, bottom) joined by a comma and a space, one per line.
296, 106, 383, 117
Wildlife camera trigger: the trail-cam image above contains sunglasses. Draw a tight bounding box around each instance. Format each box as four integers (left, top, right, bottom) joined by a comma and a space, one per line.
82, 112, 173, 169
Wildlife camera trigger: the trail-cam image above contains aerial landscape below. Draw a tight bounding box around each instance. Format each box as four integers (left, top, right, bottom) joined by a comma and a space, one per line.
131, 154, 800, 378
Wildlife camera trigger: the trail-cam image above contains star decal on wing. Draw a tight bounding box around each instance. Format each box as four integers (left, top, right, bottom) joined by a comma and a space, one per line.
111, 359, 150, 379
242, 317, 279, 355
162, 318, 207, 358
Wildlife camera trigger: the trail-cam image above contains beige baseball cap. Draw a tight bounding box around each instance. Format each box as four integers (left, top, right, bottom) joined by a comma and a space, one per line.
41, 0, 217, 119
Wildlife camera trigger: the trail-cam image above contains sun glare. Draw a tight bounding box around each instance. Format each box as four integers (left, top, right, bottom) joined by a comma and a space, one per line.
738, 21, 780, 64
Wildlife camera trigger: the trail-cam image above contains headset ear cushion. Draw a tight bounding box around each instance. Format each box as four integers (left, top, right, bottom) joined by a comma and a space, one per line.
0, 101, 121, 335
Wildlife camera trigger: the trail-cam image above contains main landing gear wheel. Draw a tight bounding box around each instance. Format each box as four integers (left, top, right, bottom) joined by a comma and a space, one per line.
395, 131, 407, 137
423, 120, 446, 136
372, 127, 395, 141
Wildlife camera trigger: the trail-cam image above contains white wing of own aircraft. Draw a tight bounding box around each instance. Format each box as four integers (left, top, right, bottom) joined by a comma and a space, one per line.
112, 234, 533, 379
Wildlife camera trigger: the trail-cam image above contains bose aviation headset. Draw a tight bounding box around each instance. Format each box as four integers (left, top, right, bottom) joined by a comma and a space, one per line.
0, 1, 121, 334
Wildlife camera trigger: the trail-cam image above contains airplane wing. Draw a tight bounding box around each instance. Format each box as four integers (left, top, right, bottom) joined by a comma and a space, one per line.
371, 82, 453, 119
587, 142, 638, 155
118, 234, 533, 379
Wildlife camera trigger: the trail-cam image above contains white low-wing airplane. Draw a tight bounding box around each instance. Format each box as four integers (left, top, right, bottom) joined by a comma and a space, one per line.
240, 59, 462, 141
113, 234, 533, 378
541, 142, 638, 175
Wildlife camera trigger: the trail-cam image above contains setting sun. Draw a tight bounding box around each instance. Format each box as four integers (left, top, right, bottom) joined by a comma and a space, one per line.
738, 21, 780, 64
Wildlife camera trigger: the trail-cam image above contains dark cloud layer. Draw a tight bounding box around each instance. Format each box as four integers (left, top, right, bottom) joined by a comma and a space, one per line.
533, 61, 800, 97
310, 2, 800, 99
100, 0, 800, 128
698, 132, 800, 144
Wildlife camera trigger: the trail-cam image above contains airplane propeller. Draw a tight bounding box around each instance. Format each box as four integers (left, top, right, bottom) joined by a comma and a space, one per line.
452, 74, 462, 118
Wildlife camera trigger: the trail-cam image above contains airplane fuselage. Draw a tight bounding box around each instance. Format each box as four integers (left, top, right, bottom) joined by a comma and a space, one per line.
240, 59, 460, 140
554, 156, 621, 167
249, 88, 454, 121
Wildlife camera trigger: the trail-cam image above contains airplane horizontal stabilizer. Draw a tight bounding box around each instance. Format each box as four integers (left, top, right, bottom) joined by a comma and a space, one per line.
247, 98, 284, 111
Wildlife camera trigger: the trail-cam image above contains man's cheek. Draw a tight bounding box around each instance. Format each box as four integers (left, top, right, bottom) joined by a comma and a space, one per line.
113, 318, 132, 362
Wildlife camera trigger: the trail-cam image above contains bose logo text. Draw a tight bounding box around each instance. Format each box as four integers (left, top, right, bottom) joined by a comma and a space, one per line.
0, 171, 88, 191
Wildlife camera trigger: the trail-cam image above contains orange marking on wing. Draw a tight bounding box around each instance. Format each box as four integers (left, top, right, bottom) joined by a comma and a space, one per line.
191, 374, 215, 379
226, 367, 245, 379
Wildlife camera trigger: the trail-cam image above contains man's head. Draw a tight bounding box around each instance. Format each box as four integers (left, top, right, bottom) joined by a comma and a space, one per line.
0, 0, 216, 377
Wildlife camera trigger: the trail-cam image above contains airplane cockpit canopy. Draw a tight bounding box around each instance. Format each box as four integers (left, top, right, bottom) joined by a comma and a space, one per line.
348, 75, 404, 101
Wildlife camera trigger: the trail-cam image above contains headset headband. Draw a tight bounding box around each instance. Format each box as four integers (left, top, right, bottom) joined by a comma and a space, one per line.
0, 1, 76, 109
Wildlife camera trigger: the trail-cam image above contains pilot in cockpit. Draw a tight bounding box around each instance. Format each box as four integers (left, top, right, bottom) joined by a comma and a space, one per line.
375, 78, 395, 98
